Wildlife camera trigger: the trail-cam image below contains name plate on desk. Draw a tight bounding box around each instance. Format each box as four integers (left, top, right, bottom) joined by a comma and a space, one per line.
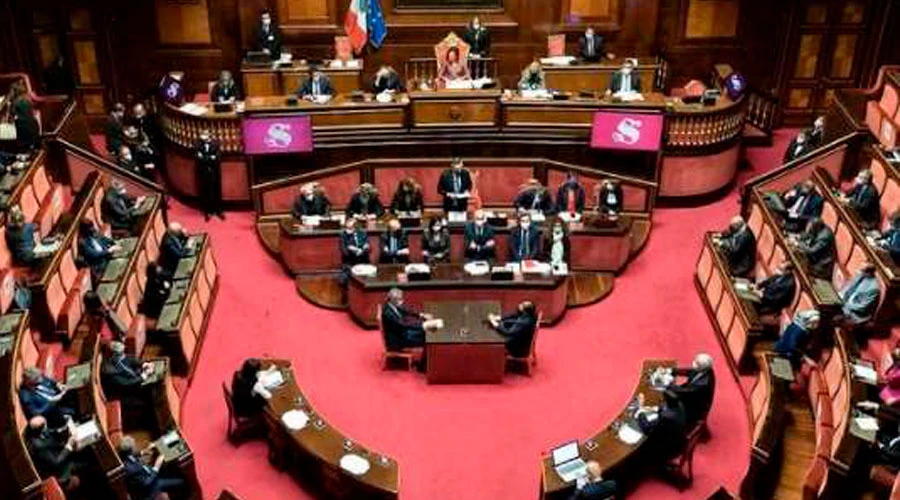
242, 116, 313, 155
590, 110, 664, 152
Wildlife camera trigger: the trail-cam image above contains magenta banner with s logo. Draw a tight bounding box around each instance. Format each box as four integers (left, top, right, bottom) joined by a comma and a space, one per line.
241, 116, 314, 155
590, 111, 664, 152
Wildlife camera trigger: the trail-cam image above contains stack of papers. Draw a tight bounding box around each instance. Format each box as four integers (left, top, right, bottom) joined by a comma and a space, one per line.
259, 369, 285, 390
464, 261, 490, 276
852, 362, 878, 385
613, 91, 644, 102
423, 319, 444, 331
281, 409, 309, 431
540, 56, 576, 66
73, 419, 101, 448
339, 454, 371, 476
617, 424, 644, 445
178, 103, 208, 116
521, 260, 551, 275
351, 264, 377, 277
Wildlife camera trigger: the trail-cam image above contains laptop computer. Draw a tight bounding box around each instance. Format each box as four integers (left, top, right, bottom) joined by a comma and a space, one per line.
551, 441, 587, 482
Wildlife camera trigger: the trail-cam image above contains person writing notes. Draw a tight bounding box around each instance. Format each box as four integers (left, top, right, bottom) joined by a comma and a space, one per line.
606, 59, 642, 97
381, 288, 428, 351
373, 65, 403, 95
438, 158, 472, 213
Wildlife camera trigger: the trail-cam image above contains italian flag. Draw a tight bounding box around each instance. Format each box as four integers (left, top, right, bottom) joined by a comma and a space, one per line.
344, 0, 368, 53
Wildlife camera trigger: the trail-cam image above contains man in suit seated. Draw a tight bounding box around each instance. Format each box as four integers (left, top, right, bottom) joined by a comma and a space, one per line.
5, 205, 61, 266
569, 461, 617, 500
875, 211, 900, 264
347, 183, 385, 219
668, 353, 716, 428
159, 222, 195, 277
380, 218, 410, 264
488, 301, 538, 357
597, 179, 624, 217
606, 59, 641, 96
19, 367, 75, 430
783, 130, 814, 163
297, 70, 334, 102
578, 27, 606, 63
839, 169, 881, 229
791, 218, 835, 280
230, 359, 277, 418
781, 180, 824, 233
839, 260, 882, 330
211, 70, 240, 104
555, 173, 586, 216
340, 218, 371, 267
464, 209, 496, 261
749, 260, 797, 316
101, 341, 153, 401
25, 416, 84, 493
372, 65, 403, 94
514, 179, 554, 214
292, 182, 330, 219
437, 158, 472, 213
509, 213, 541, 262
390, 178, 424, 215
103, 181, 147, 233
713, 216, 756, 278
381, 288, 427, 351
119, 435, 185, 500
635, 390, 689, 463
78, 219, 120, 278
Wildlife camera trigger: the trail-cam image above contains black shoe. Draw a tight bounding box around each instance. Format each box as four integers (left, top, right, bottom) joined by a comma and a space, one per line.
204, 213, 211, 221
216, 212, 226, 220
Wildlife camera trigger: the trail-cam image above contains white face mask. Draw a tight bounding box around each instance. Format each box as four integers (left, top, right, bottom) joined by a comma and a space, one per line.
305, 194, 314, 201
622, 67, 633, 75
521, 222, 530, 230
123, 154, 132, 162
553, 228, 563, 240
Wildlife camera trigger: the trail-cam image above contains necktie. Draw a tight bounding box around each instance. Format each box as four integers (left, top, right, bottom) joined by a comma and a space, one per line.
391, 235, 396, 254
587, 36, 594, 57
454, 172, 461, 193
531, 192, 540, 210
314, 80, 320, 96
522, 229, 529, 257
567, 188, 576, 213
623, 74, 631, 92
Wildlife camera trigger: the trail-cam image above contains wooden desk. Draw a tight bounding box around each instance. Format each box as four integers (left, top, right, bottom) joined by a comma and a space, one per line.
543, 58, 661, 94
540, 359, 675, 499
242, 95, 407, 131
262, 360, 399, 499
423, 301, 505, 384
241, 61, 363, 97
408, 89, 502, 128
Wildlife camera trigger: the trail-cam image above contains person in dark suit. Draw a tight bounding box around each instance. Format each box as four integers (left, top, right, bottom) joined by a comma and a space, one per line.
340, 218, 371, 267
195, 129, 224, 221
347, 183, 385, 219
751, 261, 797, 316
78, 219, 119, 278
422, 217, 451, 264
380, 218, 410, 264
19, 367, 74, 429
514, 179, 554, 214
5, 205, 61, 266
24, 416, 82, 492
292, 182, 331, 219
159, 222, 195, 277
781, 180, 824, 233
101, 341, 152, 400
555, 173, 586, 215
509, 213, 541, 262
488, 301, 538, 358
793, 218, 835, 280
606, 59, 641, 95
464, 209, 496, 261
597, 179, 624, 216
381, 288, 427, 351
841, 169, 881, 229
390, 178, 424, 215
463, 16, 491, 57
774, 309, 821, 367
119, 435, 185, 500
372, 65, 404, 94
437, 158, 473, 213
103, 181, 145, 233
714, 216, 756, 278
297, 71, 334, 100
131, 102, 162, 154
139, 263, 171, 320
809, 116, 826, 147
876, 211, 900, 264
105, 103, 127, 156
211, 70, 240, 104
568, 461, 617, 500
122, 124, 158, 175
669, 353, 716, 427
636, 391, 689, 463
230, 359, 274, 418
783, 130, 814, 163
578, 27, 606, 63
255, 10, 282, 59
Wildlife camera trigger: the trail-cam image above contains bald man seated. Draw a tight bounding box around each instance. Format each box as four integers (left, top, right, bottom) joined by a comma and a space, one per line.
158, 222, 195, 277
714, 216, 756, 278
668, 353, 716, 427
568, 461, 617, 500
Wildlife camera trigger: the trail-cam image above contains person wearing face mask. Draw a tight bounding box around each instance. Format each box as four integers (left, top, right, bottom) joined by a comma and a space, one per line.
597, 179, 624, 217
839, 169, 881, 229
103, 181, 146, 233
578, 27, 605, 63
255, 10, 282, 60
78, 219, 120, 279
390, 177, 424, 216
25, 416, 84, 493
372, 65, 404, 94
464, 209, 496, 261
713, 216, 756, 278
510, 213, 541, 262
875, 211, 900, 264
545, 220, 569, 267
438, 158, 473, 213
211, 70, 240, 104
422, 217, 451, 264
606, 59, 641, 96
292, 182, 331, 219
791, 218, 836, 281
514, 179, 554, 215
808, 116, 825, 147
348, 183, 385, 219
380, 218, 410, 264
106, 103, 127, 155
298, 70, 334, 101
783, 130, 814, 163
195, 129, 224, 221
118, 144, 153, 180
463, 16, 490, 57
340, 218, 371, 268
555, 173, 586, 216
781, 180, 824, 233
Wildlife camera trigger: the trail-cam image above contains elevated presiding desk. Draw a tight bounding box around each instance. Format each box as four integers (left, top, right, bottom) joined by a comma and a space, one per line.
240, 60, 363, 97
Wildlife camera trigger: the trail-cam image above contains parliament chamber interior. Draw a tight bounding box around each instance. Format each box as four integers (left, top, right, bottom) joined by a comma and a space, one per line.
1, 0, 900, 499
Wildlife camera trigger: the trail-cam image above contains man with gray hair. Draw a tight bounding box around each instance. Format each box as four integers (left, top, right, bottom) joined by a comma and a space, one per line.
19, 366, 74, 428
668, 352, 716, 427
103, 180, 147, 232
714, 216, 756, 278
119, 434, 184, 500
159, 222, 195, 277
381, 288, 428, 352
101, 340, 154, 399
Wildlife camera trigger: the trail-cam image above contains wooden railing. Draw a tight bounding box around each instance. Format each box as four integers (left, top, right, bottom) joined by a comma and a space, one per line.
664, 96, 747, 149
160, 105, 243, 154
746, 89, 780, 136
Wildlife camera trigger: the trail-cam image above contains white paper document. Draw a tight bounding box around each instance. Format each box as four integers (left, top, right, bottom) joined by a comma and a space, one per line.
340, 453, 371, 475
281, 409, 310, 431
617, 424, 644, 445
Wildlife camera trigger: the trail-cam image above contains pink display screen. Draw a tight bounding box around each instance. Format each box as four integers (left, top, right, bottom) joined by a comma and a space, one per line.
590, 111, 664, 152
242, 115, 314, 155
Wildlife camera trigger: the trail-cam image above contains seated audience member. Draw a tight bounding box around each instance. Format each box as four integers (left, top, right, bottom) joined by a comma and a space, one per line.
781, 180, 823, 233
518, 60, 546, 91
774, 309, 822, 367
578, 27, 606, 63
488, 301, 538, 357
119, 435, 185, 500
101, 341, 153, 399
390, 178, 424, 215
544, 220, 570, 266
381, 288, 427, 351
19, 367, 74, 428
783, 129, 814, 163
568, 461, 617, 500
78, 219, 119, 277
297, 70, 334, 101
291, 182, 330, 219
514, 179, 554, 214
372, 65, 403, 94
5, 205, 61, 266
606, 59, 641, 96
211, 70, 240, 104
230, 359, 276, 418
139, 263, 172, 320
808, 116, 826, 147
597, 179, 624, 217
880, 348, 900, 408
668, 353, 716, 427
380, 218, 410, 264
25, 416, 82, 492
636, 391, 689, 463
839, 261, 881, 329
510, 213, 541, 262
105, 103, 127, 155
438, 158, 473, 213
750, 261, 797, 316
555, 173, 586, 215
875, 211, 900, 264
840, 169, 881, 229
347, 183, 385, 219
422, 217, 451, 264
464, 209, 496, 261
340, 218, 371, 267
122, 125, 157, 178
103, 180, 146, 232
117, 144, 153, 179
792, 218, 835, 280
714, 216, 756, 278
463, 16, 490, 57
159, 222, 194, 277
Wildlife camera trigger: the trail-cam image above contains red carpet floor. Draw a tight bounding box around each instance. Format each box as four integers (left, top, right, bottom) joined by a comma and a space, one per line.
171, 130, 798, 500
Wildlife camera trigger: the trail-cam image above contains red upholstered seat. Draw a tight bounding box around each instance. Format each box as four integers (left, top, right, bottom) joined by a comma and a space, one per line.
125, 314, 147, 358
35, 184, 63, 238
871, 158, 889, 195
867, 101, 885, 141
882, 179, 900, 220
757, 225, 775, 265
802, 457, 828, 498
19, 184, 40, 222
57, 287, 85, 341
881, 84, 899, 117
42, 477, 66, 500
31, 164, 50, 201
0, 269, 14, 314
